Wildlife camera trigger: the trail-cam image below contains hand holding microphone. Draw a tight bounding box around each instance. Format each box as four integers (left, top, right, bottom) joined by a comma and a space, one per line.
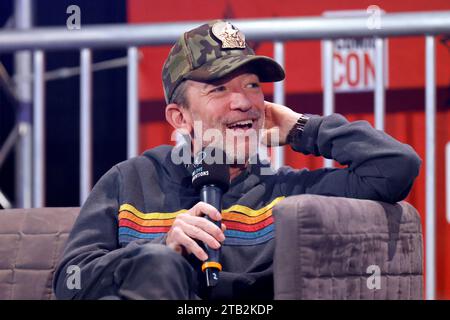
166, 201, 226, 261
166, 147, 230, 286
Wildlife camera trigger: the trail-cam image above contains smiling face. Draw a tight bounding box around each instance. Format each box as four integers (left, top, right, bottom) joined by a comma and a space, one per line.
168, 68, 266, 164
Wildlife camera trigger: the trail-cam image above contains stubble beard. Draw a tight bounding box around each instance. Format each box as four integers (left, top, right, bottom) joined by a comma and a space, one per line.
191, 116, 265, 166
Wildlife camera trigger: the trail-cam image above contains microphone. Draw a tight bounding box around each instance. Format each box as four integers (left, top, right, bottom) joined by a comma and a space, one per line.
192, 147, 230, 287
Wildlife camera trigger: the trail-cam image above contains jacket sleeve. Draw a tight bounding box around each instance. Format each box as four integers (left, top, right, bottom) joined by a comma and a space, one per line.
278, 113, 422, 203
53, 165, 167, 299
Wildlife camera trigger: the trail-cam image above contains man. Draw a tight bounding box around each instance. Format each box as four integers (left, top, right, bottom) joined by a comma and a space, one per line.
53, 20, 421, 300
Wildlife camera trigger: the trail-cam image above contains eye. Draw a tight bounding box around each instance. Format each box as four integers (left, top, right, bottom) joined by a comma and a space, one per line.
246, 82, 260, 89
209, 86, 226, 94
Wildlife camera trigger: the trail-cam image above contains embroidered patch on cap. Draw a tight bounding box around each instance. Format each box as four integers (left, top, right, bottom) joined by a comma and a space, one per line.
211, 21, 246, 49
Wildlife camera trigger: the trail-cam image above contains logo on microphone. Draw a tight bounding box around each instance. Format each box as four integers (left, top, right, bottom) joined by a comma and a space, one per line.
192, 169, 209, 182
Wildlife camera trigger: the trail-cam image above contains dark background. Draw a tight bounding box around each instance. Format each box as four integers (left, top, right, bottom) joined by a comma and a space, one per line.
0, 0, 128, 207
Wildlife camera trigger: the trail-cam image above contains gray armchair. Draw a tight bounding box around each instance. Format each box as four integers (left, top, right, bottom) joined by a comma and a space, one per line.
0, 195, 423, 300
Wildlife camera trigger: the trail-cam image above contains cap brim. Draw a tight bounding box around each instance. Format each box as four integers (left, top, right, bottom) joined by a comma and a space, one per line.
184, 54, 285, 83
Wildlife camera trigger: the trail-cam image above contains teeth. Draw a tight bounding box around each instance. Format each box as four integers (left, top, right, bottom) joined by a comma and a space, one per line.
228, 120, 253, 128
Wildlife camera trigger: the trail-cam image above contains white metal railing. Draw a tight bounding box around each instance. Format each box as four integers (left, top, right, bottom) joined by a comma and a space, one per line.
0, 11, 449, 300
1, 12, 449, 50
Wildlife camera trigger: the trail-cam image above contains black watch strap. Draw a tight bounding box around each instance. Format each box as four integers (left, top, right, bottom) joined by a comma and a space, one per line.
287, 114, 310, 145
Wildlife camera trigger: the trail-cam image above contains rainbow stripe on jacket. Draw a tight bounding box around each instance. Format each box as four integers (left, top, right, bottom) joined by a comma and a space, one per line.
118, 196, 285, 246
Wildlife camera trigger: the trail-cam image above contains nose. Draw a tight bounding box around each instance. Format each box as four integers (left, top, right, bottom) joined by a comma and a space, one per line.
229, 91, 252, 112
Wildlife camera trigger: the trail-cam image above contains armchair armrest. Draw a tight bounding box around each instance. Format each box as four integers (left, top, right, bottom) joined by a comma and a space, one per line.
272, 195, 423, 300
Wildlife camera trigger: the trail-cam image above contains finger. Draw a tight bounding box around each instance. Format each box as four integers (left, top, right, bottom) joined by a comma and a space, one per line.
190, 202, 221, 221
180, 214, 225, 242
220, 224, 227, 242
178, 220, 221, 249
171, 226, 208, 261
264, 100, 274, 108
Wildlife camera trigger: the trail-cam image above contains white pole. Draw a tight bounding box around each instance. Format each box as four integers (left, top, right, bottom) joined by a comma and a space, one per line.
374, 37, 385, 131
273, 41, 285, 170
32, 50, 45, 207
127, 46, 139, 159
425, 35, 436, 301
80, 48, 93, 205
323, 39, 334, 168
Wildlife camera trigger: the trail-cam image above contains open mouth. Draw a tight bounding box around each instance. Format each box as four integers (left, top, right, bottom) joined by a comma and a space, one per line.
226, 120, 254, 131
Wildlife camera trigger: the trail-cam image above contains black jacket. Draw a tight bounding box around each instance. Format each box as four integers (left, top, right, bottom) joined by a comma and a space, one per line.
53, 113, 421, 299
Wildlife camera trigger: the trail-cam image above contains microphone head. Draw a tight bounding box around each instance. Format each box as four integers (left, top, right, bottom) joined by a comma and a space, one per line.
192, 147, 230, 192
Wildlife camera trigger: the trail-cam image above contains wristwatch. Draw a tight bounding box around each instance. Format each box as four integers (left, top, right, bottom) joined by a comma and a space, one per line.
286, 114, 310, 145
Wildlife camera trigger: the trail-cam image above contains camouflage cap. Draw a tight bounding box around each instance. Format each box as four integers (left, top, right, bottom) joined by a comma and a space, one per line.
162, 20, 285, 104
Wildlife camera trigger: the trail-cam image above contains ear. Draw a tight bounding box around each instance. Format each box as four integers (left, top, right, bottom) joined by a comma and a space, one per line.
165, 103, 192, 136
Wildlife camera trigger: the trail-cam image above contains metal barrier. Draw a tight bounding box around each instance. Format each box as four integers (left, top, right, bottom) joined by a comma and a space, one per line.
1, 11, 450, 300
